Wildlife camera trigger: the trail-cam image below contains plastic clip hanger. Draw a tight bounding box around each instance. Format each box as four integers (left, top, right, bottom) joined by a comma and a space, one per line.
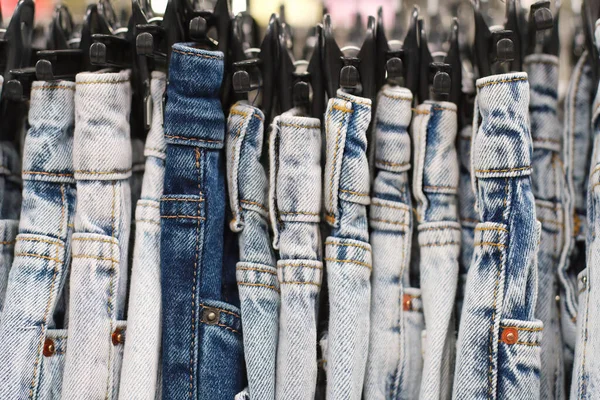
582, 0, 600, 90
0, 0, 34, 80
525, 0, 554, 56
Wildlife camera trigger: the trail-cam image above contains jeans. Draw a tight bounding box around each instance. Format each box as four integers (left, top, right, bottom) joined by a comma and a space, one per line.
269, 109, 322, 400
0, 81, 76, 399
363, 85, 416, 399
525, 53, 566, 399
323, 89, 372, 400
226, 102, 278, 400
454, 72, 542, 399
160, 44, 243, 400
119, 71, 167, 400
61, 70, 132, 400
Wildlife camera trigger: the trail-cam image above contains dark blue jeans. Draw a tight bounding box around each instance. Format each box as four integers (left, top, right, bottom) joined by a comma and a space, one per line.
161, 43, 243, 400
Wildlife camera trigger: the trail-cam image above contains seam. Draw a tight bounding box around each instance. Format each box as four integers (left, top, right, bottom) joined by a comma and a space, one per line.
240, 199, 268, 212
31, 85, 75, 91
420, 241, 460, 247
498, 340, 540, 347
278, 263, 323, 270
474, 226, 509, 233
279, 210, 320, 216
189, 148, 202, 398
161, 215, 206, 220
419, 226, 461, 232
75, 168, 132, 175
165, 134, 223, 144
59, 185, 66, 238
22, 170, 74, 177
72, 254, 120, 264
535, 202, 561, 211
381, 93, 412, 101
340, 189, 369, 196
433, 107, 457, 112
172, 48, 223, 59
474, 241, 507, 248
76, 79, 129, 85
15, 253, 60, 262
229, 109, 248, 118
199, 302, 240, 318
72, 237, 116, 245
424, 185, 458, 190
279, 122, 320, 129
236, 266, 277, 276
370, 218, 408, 226
477, 76, 527, 88
162, 197, 205, 202
376, 159, 410, 167
371, 200, 410, 211
231, 119, 243, 216
200, 322, 240, 335
324, 258, 372, 270
412, 108, 430, 115
324, 241, 371, 252
138, 203, 160, 209
136, 219, 161, 225
280, 281, 321, 287
17, 237, 64, 247
0, 241, 15, 245
329, 107, 345, 220
533, 137, 561, 144
538, 218, 563, 226
238, 282, 279, 292
333, 104, 353, 113
475, 166, 531, 174
499, 325, 543, 332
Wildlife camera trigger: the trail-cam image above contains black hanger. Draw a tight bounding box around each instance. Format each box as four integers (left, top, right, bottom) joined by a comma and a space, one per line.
348, 12, 365, 46
525, 0, 554, 56
542, 1, 559, 56
582, 0, 600, 90
279, 4, 294, 52
0, 0, 34, 80
46, 5, 75, 51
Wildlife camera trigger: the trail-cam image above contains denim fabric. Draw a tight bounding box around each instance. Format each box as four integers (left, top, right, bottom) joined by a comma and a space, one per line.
525, 54, 566, 400
454, 73, 543, 399
161, 44, 243, 400
119, 71, 166, 400
412, 101, 460, 399
61, 70, 132, 400
269, 109, 322, 400
561, 52, 593, 380
323, 89, 372, 400
363, 86, 416, 399
0, 81, 76, 400
226, 102, 278, 400
131, 137, 146, 210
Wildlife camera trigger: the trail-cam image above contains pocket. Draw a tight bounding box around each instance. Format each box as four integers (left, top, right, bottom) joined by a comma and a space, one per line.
497, 319, 543, 399
36, 329, 68, 400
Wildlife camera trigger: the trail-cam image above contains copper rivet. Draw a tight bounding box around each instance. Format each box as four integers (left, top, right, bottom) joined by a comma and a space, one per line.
207, 312, 217, 322
43, 339, 55, 357
501, 327, 518, 345
112, 329, 125, 345
402, 294, 412, 311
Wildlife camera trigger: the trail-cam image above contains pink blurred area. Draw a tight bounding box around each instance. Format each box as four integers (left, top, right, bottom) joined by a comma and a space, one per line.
1, 0, 53, 23
326, 0, 397, 28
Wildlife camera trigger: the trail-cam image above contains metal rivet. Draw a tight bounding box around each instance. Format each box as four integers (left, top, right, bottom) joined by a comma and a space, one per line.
501, 327, 518, 345
555, 295, 561, 302
402, 294, 412, 311
112, 328, 125, 345
203, 307, 220, 325
207, 312, 217, 321
43, 339, 55, 357
582, 276, 588, 285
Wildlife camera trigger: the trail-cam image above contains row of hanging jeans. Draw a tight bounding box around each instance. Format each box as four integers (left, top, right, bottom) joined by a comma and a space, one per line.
2, 14, 600, 400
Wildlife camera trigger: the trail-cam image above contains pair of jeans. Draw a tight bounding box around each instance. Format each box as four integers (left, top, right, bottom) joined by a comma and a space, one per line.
363, 85, 417, 399
0, 81, 76, 399
269, 109, 322, 400
61, 70, 132, 400
226, 102, 278, 400
323, 90, 372, 399
454, 72, 542, 399
561, 51, 594, 386
525, 54, 567, 399
160, 44, 243, 400
119, 71, 167, 400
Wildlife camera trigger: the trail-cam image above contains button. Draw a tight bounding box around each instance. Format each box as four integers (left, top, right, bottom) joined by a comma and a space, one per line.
43, 339, 55, 357
501, 327, 518, 345
402, 294, 412, 311
112, 328, 125, 345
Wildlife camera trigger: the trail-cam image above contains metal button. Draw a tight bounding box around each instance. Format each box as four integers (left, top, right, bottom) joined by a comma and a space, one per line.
43, 338, 55, 357
501, 327, 518, 345
112, 328, 125, 345
203, 307, 220, 325
402, 294, 412, 311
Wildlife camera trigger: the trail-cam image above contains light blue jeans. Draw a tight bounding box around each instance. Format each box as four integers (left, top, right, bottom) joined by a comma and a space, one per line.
269, 109, 322, 400
0, 81, 76, 400
454, 72, 542, 399
61, 70, 132, 400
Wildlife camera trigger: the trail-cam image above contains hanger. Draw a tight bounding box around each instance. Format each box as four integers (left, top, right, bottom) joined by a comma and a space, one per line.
46, 5, 75, 51
279, 4, 294, 52
524, 0, 554, 56
582, 0, 600, 90
542, 0, 560, 56
348, 12, 365, 46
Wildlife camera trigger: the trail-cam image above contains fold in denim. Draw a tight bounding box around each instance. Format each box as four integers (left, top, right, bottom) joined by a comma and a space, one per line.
119, 71, 166, 400
454, 72, 542, 399
363, 85, 415, 399
525, 53, 566, 400
161, 44, 243, 400
0, 81, 76, 400
269, 109, 322, 400
61, 70, 132, 400
227, 102, 279, 400
323, 90, 372, 400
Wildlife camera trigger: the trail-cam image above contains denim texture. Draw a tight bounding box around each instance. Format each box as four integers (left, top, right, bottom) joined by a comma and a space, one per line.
269, 109, 322, 400
61, 70, 132, 400
363, 86, 416, 399
454, 72, 543, 399
226, 102, 278, 400
323, 89, 372, 400
119, 71, 166, 400
0, 81, 76, 399
412, 100, 460, 399
525, 54, 566, 400
160, 44, 243, 400
561, 51, 594, 380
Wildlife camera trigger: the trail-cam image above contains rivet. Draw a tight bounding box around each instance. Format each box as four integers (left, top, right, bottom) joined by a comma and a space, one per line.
203, 307, 220, 325
582, 276, 588, 285
402, 294, 412, 311
501, 327, 518, 345
43, 339, 55, 357
207, 312, 217, 322
112, 328, 125, 345
555, 295, 561, 302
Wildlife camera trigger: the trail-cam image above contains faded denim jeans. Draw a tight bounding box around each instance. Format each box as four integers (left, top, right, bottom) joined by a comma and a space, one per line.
227, 102, 278, 400
119, 71, 166, 400
0, 81, 76, 399
453, 73, 542, 400
61, 70, 132, 400
269, 109, 322, 400
160, 44, 243, 400
363, 85, 417, 399
525, 54, 566, 399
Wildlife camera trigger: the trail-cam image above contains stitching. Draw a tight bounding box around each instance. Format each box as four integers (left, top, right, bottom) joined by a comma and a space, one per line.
279, 122, 320, 129
0, 241, 15, 245
206, 322, 241, 335
72, 254, 119, 264
229, 109, 248, 118
15, 253, 60, 263
31, 85, 75, 91
236, 266, 277, 276
278, 263, 323, 270
333, 104, 353, 113
75, 168, 132, 175
419, 226, 461, 232
424, 185, 458, 190
138, 203, 160, 209
136, 219, 161, 225
499, 325, 543, 332
161, 215, 206, 220
370, 218, 408, 227
381, 93, 412, 101
477, 76, 527, 88
474, 241, 506, 248
420, 241, 460, 247
22, 170, 74, 177
329, 106, 345, 222
238, 282, 279, 292
17, 237, 64, 247
325, 214, 335, 224
433, 107, 457, 113
280, 281, 321, 287
240, 199, 268, 212
77, 79, 129, 85
376, 160, 410, 167
324, 241, 371, 252
474, 226, 509, 233
73, 237, 116, 245
162, 197, 205, 202
498, 339, 540, 347
324, 258, 372, 269
371, 200, 410, 211
231, 119, 243, 216
199, 303, 240, 319
475, 166, 531, 174
59, 185, 66, 237
172, 48, 223, 59
189, 148, 202, 398
279, 211, 320, 216
340, 189, 369, 196
412, 108, 429, 115
165, 134, 223, 144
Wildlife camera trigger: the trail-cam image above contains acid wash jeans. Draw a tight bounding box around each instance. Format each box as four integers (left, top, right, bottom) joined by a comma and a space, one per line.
453, 72, 542, 400
119, 71, 167, 400
226, 102, 278, 400
0, 81, 76, 399
411, 100, 460, 399
561, 51, 593, 386
161, 44, 243, 400
269, 109, 322, 400
525, 54, 566, 400
61, 70, 132, 400
363, 85, 417, 399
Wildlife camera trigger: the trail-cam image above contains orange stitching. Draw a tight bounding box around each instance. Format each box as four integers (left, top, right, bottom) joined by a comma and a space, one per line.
279, 210, 320, 216
0, 241, 15, 245
73, 237, 116, 245
279, 122, 320, 129
474, 241, 506, 248
238, 282, 279, 292
75, 168, 132, 175
17, 237, 63, 247
340, 189, 369, 196
412, 108, 430, 115
236, 266, 277, 276
22, 170, 74, 177
325, 214, 335, 224
278, 263, 323, 270
162, 197, 204, 202
229, 109, 248, 118
333, 103, 353, 113
477, 76, 527, 88
136, 219, 160, 226
76, 79, 129, 85
420, 241, 460, 247
72, 254, 119, 264
161, 215, 206, 220
371, 200, 410, 211
165, 134, 223, 144
499, 325, 543, 332
324, 258, 372, 269
15, 253, 60, 263
370, 218, 408, 226
475, 166, 531, 174
208, 322, 241, 335
240, 199, 268, 212
324, 241, 371, 252
280, 281, 321, 287
474, 226, 509, 233
376, 160, 410, 167
172, 48, 223, 59
31, 85, 75, 91
381, 93, 412, 101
